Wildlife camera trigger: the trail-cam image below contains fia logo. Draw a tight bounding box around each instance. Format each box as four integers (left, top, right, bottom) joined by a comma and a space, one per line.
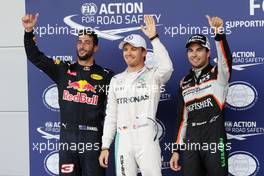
81, 3, 97, 16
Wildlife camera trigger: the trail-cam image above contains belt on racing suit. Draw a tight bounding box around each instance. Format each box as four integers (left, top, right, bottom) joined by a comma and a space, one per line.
117, 117, 158, 141
61, 123, 101, 131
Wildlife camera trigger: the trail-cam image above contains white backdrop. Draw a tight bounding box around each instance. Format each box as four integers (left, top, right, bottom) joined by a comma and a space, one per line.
0, 1, 29, 175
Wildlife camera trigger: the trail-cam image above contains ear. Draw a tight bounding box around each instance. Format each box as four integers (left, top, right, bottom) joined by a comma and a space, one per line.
206, 50, 211, 59
93, 45, 99, 52
142, 48, 147, 58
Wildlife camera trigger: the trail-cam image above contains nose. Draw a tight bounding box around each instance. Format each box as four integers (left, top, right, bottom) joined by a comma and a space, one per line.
191, 51, 197, 58
124, 49, 132, 56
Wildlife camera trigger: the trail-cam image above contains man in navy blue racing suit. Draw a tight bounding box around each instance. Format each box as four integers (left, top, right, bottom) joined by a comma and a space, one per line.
22, 13, 113, 175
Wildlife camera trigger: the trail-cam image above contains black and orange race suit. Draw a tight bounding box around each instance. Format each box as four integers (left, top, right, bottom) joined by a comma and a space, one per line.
175, 34, 232, 176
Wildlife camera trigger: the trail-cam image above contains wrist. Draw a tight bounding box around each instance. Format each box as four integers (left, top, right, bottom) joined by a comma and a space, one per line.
25, 28, 33, 33
101, 147, 109, 151
149, 33, 159, 41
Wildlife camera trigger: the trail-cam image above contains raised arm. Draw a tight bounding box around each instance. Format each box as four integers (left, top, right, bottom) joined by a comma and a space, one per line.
207, 15, 232, 85
141, 15, 174, 84
22, 13, 61, 83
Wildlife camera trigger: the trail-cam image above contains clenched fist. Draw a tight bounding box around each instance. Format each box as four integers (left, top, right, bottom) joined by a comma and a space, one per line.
22, 13, 39, 32
206, 15, 224, 34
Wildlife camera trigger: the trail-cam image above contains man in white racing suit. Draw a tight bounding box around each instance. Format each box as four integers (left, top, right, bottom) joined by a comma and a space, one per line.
99, 15, 173, 176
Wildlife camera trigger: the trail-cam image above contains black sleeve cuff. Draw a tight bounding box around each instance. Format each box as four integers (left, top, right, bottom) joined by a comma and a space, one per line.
215, 33, 226, 41
24, 30, 34, 38
149, 33, 159, 41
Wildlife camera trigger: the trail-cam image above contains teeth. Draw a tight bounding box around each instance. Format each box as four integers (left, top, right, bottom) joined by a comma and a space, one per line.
192, 58, 200, 61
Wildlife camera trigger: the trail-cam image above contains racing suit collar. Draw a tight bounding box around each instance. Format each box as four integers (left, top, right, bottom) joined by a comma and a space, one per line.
124, 66, 147, 83
76, 61, 96, 71
189, 63, 213, 76
125, 65, 146, 75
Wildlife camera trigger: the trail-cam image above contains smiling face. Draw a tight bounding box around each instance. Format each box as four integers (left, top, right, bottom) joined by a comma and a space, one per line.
123, 43, 146, 71
187, 42, 210, 69
76, 35, 98, 61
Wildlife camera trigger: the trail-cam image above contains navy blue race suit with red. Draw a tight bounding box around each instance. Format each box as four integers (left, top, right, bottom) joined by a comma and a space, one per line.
24, 31, 113, 176
175, 34, 232, 176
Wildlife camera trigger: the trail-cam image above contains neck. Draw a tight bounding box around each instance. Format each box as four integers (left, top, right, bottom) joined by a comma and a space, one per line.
78, 57, 94, 66
192, 63, 208, 72
127, 64, 145, 73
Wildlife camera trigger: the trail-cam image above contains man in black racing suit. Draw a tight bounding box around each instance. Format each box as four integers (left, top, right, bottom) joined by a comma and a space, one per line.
22, 13, 113, 175
170, 15, 232, 176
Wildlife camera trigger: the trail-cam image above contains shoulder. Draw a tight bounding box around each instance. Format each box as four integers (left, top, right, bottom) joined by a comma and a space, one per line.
53, 58, 71, 69
111, 71, 125, 79
179, 76, 186, 86
108, 70, 127, 84
94, 64, 114, 78
103, 67, 114, 76
180, 73, 192, 86
95, 64, 113, 73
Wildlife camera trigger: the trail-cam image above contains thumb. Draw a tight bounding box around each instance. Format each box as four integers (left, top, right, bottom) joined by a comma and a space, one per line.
33, 13, 39, 23
171, 161, 177, 171
174, 159, 178, 168
104, 155, 108, 165
140, 25, 146, 33
206, 15, 212, 26
170, 158, 176, 169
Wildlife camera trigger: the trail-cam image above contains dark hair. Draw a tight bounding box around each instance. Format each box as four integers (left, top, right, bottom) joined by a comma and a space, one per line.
186, 46, 210, 52
78, 29, 98, 46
